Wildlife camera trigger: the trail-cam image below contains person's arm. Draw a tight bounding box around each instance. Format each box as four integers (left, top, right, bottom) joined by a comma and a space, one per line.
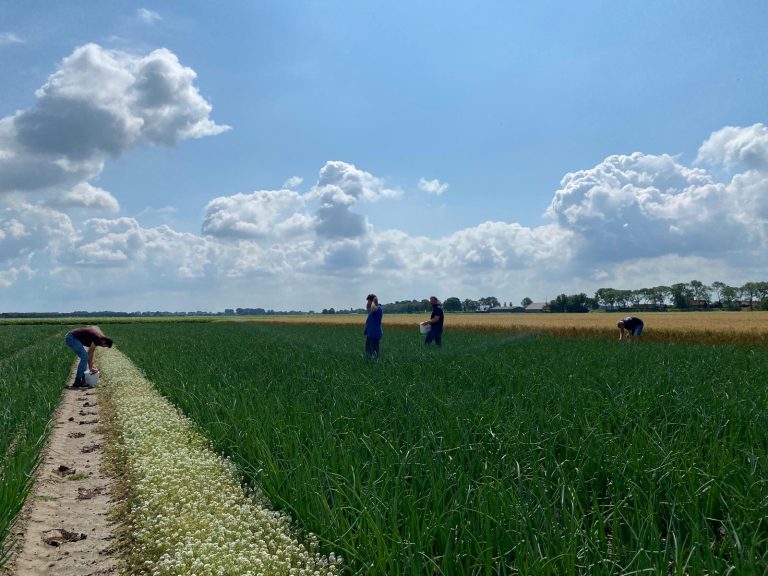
370, 302, 378, 313
87, 343, 97, 371
618, 326, 625, 340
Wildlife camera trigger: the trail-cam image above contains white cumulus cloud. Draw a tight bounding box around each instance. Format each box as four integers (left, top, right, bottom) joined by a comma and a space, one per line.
546, 152, 749, 261
283, 176, 304, 189
46, 182, 120, 212
418, 177, 449, 195
0, 43, 229, 198
696, 123, 768, 172
202, 189, 313, 239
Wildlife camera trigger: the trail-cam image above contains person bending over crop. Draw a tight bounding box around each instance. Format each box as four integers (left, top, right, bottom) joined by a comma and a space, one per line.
364, 294, 383, 358
617, 316, 644, 342
421, 296, 444, 347
65, 326, 113, 387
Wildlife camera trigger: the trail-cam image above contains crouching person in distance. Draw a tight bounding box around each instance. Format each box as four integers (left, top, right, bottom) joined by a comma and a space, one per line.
65, 326, 113, 387
364, 294, 383, 359
617, 316, 644, 342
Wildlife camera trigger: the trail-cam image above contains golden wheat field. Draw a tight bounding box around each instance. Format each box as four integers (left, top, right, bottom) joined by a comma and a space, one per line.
241, 311, 768, 346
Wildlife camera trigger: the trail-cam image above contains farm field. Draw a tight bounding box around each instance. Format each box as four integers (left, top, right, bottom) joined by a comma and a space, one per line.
0, 325, 72, 568
244, 310, 768, 347
105, 320, 768, 575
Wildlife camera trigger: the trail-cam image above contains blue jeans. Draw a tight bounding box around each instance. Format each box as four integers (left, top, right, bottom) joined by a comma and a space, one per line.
424, 328, 442, 347
65, 332, 88, 380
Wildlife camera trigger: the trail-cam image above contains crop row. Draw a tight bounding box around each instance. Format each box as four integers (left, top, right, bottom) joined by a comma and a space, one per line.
0, 325, 72, 567
108, 322, 768, 575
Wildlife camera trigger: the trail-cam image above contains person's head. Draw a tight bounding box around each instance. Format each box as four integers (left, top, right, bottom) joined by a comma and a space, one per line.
617, 321, 625, 329
100, 337, 113, 348
367, 293, 378, 307
430, 296, 440, 307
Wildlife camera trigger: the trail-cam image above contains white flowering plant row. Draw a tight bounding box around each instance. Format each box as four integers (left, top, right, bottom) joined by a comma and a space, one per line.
99, 347, 342, 576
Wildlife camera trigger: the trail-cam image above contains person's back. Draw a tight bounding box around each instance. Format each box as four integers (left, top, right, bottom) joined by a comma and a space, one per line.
366, 303, 383, 339
431, 304, 444, 331
69, 326, 103, 347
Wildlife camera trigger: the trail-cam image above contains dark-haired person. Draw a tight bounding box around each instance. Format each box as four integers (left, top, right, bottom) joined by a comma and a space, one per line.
364, 294, 383, 358
617, 316, 644, 342
420, 296, 444, 347
65, 326, 113, 387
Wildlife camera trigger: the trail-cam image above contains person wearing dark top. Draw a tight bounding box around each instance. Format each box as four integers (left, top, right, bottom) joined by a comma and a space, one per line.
64, 326, 113, 387
421, 296, 444, 347
617, 316, 644, 341
364, 293, 383, 358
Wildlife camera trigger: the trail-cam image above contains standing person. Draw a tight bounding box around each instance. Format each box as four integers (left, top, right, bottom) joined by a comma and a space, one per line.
617, 316, 644, 341
420, 296, 444, 347
364, 294, 383, 358
65, 326, 113, 387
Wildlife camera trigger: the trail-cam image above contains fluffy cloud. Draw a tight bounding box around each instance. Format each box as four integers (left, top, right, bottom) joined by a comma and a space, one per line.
202, 189, 313, 239
696, 124, 768, 172
547, 152, 752, 260
46, 182, 120, 212
311, 161, 400, 203
283, 176, 304, 189
418, 177, 449, 195
0, 43, 229, 197
310, 161, 397, 239
0, 202, 76, 265
204, 162, 393, 242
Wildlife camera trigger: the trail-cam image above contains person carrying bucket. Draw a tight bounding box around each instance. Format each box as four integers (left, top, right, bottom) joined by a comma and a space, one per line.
64, 326, 113, 388
420, 296, 444, 347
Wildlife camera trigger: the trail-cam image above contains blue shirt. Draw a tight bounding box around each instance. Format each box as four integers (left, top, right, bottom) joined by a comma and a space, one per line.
365, 305, 383, 339
431, 304, 444, 331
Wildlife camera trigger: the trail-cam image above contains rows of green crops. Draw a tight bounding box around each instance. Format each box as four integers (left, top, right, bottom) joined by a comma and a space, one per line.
0, 324, 73, 566
108, 322, 768, 575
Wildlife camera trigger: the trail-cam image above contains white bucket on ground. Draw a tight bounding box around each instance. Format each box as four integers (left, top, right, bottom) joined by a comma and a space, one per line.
84, 370, 100, 387
419, 323, 430, 334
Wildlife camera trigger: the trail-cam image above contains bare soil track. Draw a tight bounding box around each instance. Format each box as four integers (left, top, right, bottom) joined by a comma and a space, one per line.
3, 382, 118, 576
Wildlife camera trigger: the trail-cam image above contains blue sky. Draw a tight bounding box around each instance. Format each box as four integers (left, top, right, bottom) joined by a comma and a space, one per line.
1, 1, 767, 312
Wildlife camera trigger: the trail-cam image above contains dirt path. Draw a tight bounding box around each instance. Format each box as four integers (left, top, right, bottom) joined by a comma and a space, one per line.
3, 384, 118, 576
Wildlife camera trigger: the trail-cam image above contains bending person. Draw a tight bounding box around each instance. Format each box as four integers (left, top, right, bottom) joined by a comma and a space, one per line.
64, 326, 113, 387
617, 316, 644, 342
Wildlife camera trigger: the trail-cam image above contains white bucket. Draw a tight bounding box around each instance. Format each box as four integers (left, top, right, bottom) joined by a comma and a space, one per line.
84, 370, 100, 387
419, 323, 430, 335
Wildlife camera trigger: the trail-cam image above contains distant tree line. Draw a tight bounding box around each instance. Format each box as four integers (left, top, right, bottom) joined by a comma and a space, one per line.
548, 280, 768, 313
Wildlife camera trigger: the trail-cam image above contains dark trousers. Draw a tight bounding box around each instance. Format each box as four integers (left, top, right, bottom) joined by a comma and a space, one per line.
424, 328, 442, 347
365, 337, 380, 358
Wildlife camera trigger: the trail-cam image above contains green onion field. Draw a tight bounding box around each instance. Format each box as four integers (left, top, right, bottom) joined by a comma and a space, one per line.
0, 325, 72, 566
99, 321, 768, 575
